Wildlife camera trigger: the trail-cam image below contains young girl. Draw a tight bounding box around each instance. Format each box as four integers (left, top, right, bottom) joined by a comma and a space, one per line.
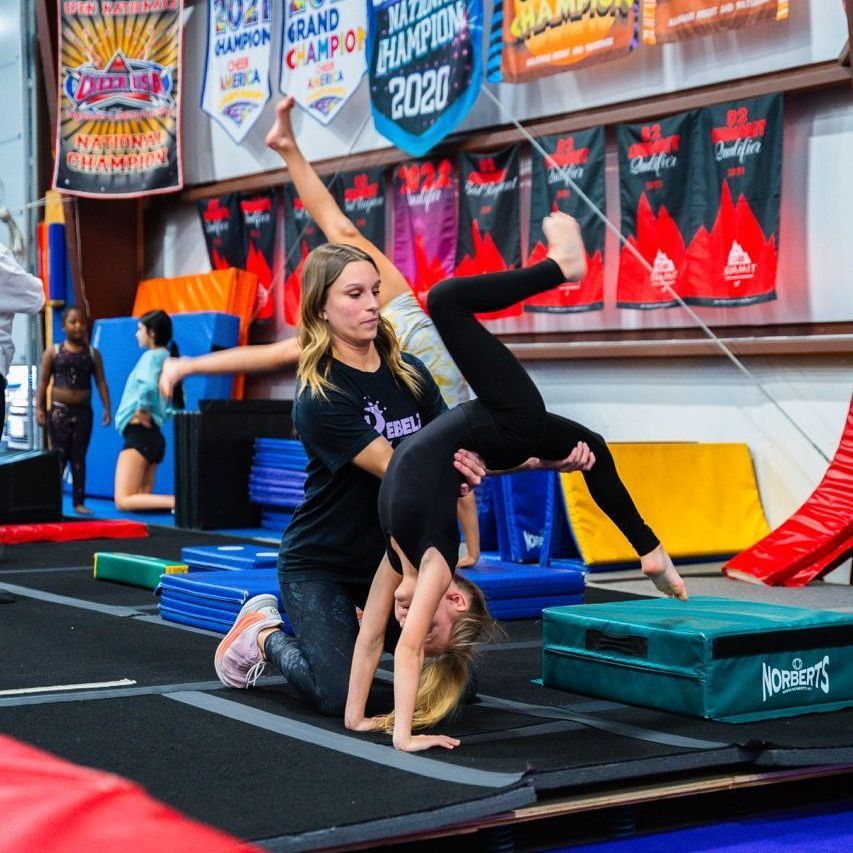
344, 212, 689, 752
36, 306, 111, 514
113, 310, 183, 511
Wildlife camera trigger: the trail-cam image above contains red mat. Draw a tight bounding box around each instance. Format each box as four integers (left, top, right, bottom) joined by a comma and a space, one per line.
724, 398, 853, 586
0, 736, 258, 853
0, 519, 148, 544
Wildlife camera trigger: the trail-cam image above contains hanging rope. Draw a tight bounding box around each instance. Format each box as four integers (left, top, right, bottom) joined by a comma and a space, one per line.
480, 86, 830, 464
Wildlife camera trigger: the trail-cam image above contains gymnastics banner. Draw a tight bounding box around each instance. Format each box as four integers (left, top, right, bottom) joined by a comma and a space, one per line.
392, 156, 458, 306
240, 190, 278, 321
487, 0, 638, 83
642, 0, 789, 45
332, 168, 387, 252
198, 194, 245, 270
283, 183, 325, 325
201, 0, 273, 143
456, 146, 522, 319
366, 0, 483, 156
53, 0, 183, 198
525, 129, 606, 314
684, 94, 782, 306
616, 110, 699, 309
280, 0, 367, 125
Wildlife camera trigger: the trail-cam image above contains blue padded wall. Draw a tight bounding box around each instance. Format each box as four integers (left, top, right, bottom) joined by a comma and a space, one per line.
86, 312, 239, 499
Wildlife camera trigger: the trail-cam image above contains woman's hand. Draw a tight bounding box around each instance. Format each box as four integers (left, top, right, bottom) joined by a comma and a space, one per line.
101, 410, 111, 426
393, 734, 460, 752
530, 441, 595, 474
453, 449, 486, 495
35, 407, 46, 427
159, 357, 185, 399
345, 716, 387, 733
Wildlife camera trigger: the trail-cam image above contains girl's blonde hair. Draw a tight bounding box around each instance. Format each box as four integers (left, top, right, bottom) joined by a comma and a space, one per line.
382, 576, 500, 734
296, 243, 423, 400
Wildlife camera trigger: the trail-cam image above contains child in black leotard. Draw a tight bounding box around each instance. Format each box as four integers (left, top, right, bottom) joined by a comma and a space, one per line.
345, 213, 688, 753
36, 307, 111, 514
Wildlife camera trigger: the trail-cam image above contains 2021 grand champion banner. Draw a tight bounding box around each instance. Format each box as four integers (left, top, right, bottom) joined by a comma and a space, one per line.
201, 0, 273, 142
281, 0, 367, 125
53, 0, 183, 198
367, 0, 484, 156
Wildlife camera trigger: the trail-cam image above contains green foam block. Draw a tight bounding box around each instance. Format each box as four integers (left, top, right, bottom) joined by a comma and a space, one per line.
94, 552, 187, 590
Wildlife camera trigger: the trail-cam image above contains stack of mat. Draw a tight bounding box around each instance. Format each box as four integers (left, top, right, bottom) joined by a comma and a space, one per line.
158, 544, 292, 634
158, 569, 293, 635
248, 439, 307, 532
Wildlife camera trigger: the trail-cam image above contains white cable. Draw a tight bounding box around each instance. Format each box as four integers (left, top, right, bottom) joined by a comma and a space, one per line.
480, 86, 831, 463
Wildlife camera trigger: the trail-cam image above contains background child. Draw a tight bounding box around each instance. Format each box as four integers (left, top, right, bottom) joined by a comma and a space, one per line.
113, 309, 183, 511
36, 306, 111, 514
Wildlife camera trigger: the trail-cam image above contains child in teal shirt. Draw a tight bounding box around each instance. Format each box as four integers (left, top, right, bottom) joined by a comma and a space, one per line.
114, 310, 183, 511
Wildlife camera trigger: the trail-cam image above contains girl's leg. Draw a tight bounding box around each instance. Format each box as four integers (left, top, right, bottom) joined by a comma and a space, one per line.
69, 407, 93, 510
114, 450, 174, 510
47, 406, 71, 481
140, 462, 157, 494
264, 580, 361, 716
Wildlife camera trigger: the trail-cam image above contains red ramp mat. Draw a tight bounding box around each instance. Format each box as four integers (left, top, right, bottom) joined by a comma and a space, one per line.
0, 519, 148, 545
724, 399, 853, 586
0, 735, 258, 853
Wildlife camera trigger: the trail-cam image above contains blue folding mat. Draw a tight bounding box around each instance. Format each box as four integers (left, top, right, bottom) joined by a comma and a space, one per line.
460, 554, 584, 620
157, 569, 294, 635
86, 313, 239, 499
180, 544, 280, 572
249, 438, 308, 531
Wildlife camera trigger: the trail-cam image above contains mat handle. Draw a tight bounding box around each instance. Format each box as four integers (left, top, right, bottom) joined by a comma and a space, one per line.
585, 629, 648, 659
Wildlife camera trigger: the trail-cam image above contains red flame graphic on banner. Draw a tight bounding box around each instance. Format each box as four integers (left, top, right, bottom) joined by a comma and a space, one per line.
211, 247, 231, 271
617, 194, 686, 307
524, 242, 604, 311
284, 243, 311, 327
246, 243, 274, 321
683, 182, 777, 304
454, 221, 522, 319
411, 232, 450, 309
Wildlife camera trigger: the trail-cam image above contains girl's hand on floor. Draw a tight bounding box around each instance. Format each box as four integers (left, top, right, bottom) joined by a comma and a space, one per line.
393, 734, 460, 752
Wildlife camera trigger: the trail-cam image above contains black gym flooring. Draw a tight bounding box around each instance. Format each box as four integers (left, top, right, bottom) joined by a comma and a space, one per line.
1, 526, 851, 851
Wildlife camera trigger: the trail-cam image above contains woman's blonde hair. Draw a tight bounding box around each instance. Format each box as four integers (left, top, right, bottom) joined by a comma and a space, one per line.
296, 243, 423, 400
382, 576, 500, 734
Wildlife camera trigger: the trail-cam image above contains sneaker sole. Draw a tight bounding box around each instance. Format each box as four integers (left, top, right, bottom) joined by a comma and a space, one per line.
214, 595, 281, 686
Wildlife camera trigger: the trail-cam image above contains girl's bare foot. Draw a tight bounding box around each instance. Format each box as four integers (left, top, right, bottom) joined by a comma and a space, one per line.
543, 211, 587, 282
74, 504, 93, 515
264, 95, 297, 155
641, 545, 688, 601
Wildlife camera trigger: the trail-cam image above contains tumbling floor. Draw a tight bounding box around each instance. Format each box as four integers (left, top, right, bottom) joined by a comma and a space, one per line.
1, 525, 851, 851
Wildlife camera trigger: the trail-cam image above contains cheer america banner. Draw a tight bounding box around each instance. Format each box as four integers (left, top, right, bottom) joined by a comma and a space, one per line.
487, 0, 638, 83
456, 146, 522, 319
201, 0, 273, 143
240, 190, 278, 321
525, 129, 605, 314
53, 0, 183, 198
392, 156, 458, 305
283, 183, 326, 326
332, 168, 387, 252
281, 0, 367, 125
616, 110, 699, 309
198, 194, 245, 270
642, 0, 789, 45
684, 94, 781, 306
367, 0, 483, 156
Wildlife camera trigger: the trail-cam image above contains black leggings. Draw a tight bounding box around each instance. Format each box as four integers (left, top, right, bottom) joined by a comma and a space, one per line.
48, 402, 93, 506
379, 260, 659, 573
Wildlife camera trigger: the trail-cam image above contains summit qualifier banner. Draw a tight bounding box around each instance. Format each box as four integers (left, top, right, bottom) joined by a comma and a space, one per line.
525, 129, 606, 313
684, 95, 782, 306
367, 0, 483, 156
53, 0, 183, 198
280, 0, 367, 125
487, 0, 638, 83
642, 0, 789, 45
201, 0, 273, 143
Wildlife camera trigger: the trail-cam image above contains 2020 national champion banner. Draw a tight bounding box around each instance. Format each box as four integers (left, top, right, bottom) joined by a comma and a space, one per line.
53, 0, 183, 198
367, 0, 483, 157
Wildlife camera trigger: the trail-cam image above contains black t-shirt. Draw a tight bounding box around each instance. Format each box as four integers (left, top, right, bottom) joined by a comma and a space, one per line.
281, 352, 446, 583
